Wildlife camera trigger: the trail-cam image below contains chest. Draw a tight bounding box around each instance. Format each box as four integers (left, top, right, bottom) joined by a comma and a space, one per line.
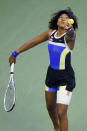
48, 34, 66, 53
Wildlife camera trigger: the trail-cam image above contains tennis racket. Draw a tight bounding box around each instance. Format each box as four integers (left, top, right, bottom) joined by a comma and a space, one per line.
4, 63, 16, 112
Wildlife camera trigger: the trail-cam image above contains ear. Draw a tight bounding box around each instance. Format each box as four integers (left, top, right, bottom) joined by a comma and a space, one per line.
57, 19, 58, 26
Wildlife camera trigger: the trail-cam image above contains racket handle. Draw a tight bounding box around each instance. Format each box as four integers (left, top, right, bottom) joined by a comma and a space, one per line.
10, 63, 14, 73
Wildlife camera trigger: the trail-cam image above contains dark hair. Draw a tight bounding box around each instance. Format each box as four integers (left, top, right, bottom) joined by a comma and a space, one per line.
48, 7, 78, 30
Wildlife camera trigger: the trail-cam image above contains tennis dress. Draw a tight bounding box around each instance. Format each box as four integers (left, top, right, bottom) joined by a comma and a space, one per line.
45, 30, 75, 92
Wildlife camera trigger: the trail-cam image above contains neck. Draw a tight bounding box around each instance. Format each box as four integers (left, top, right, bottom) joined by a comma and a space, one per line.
56, 27, 66, 37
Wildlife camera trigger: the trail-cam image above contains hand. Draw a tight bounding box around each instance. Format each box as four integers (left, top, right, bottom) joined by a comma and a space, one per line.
9, 55, 16, 66
64, 22, 73, 30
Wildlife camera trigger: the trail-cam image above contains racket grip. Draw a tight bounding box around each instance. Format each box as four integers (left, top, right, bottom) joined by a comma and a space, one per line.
10, 63, 14, 73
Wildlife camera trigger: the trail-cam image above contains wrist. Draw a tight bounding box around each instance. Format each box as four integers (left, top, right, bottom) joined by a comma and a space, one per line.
12, 51, 19, 58
66, 28, 74, 36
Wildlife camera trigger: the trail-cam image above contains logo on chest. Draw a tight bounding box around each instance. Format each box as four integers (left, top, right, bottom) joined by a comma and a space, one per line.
49, 36, 54, 41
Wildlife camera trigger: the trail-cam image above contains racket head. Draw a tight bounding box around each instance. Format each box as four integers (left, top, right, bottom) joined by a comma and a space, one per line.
4, 63, 16, 112
4, 77, 16, 112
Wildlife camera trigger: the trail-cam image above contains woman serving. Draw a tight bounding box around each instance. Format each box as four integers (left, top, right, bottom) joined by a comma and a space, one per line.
9, 7, 78, 131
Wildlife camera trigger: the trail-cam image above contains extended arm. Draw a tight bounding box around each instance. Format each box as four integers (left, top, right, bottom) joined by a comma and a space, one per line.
9, 30, 52, 65
16, 30, 50, 54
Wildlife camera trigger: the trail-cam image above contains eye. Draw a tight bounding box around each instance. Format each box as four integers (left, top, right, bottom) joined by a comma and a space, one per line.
64, 16, 69, 19
59, 16, 69, 20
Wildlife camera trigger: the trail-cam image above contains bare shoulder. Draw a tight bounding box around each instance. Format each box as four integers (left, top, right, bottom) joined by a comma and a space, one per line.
39, 29, 54, 40
48, 29, 54, 37
42, 29, 54, 36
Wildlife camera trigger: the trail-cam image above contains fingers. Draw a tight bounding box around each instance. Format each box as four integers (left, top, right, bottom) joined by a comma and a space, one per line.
64, 20, 74, 30
64, 24, 73, 30
9, 55, 16, 66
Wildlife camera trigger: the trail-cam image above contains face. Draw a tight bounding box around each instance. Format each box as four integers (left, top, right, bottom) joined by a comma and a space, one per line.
57, 13, 70, 29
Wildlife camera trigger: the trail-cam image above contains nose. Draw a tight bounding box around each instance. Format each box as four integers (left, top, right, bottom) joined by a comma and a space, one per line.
62, 17, 66, 21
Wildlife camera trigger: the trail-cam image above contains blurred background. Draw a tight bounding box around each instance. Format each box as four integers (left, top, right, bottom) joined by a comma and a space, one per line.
0, 0, 87, 131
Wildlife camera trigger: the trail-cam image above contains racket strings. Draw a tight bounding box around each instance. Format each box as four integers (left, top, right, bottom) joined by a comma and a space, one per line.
4, 82, 15, 111
4, 63, 15, 112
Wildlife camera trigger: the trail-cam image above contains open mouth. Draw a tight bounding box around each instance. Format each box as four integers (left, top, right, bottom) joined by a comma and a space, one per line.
61, 21, 66, 24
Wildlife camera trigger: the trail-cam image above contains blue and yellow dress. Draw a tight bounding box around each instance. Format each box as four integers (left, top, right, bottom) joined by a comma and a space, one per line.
45, 30, 75, 92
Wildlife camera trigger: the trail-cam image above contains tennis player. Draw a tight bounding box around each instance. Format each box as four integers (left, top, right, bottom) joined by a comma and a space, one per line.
9, 7, 78, 131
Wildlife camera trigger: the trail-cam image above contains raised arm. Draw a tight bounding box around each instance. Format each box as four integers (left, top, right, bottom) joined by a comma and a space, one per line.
65, 28, 76, 50
9, 29, 52, 65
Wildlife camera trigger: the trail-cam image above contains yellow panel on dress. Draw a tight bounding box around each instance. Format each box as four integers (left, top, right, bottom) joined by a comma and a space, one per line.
60, 48, 69, 70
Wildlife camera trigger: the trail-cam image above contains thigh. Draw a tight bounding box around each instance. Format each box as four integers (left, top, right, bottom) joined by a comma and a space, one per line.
45, 91, 57, 109
56, 85, 72, 105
